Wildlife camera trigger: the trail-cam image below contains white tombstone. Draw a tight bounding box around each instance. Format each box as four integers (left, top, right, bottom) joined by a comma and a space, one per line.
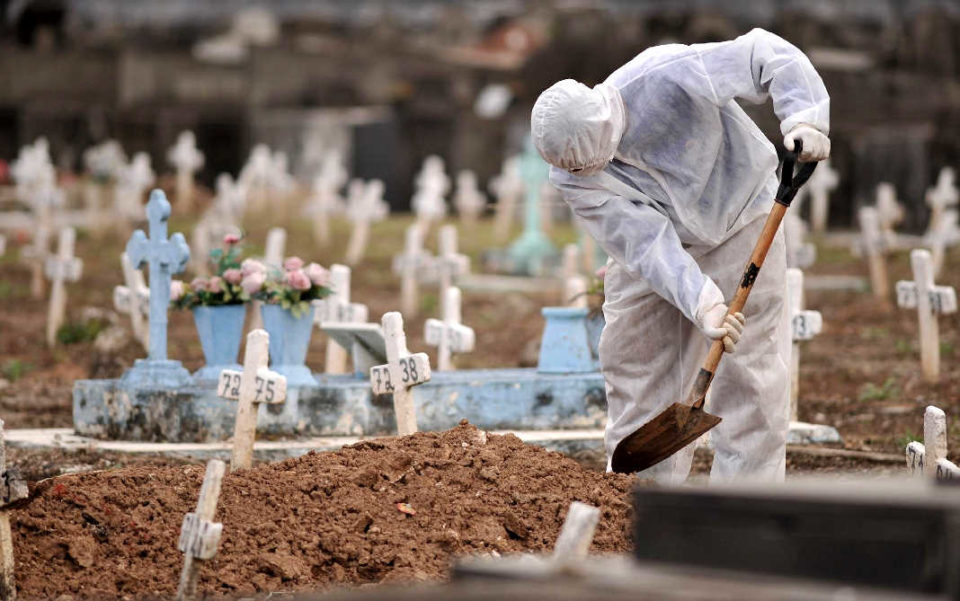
453, 170, 486, 225
925, 167, 959, 235
115, 152, 156, 222
263, 227, 287, 269
167, 131, 205, 213
370, 312, 431, 436
801, 158, 838, 234
345, 179, 389, 265
491, 155, 524, 243
218, 329, 287, 471
176, 459, 225, 601
313, 264, 369, 374
425, 286, 475, 371
784, 214, 816, 269
113, 253, 150, 350
896, 249, 958, 381
45, 227, 83, 347
785, 268, 823, 421
306, 151, 347, 247
392, 224, 430, 317
411, 155, 449, 229
875, 182, 904, 250
856, 206, 889, 301
905, 406, 960, 480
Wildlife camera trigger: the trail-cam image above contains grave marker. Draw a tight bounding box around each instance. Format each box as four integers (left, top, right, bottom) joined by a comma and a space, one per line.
45, 227, 83, 347
804, 158, 839, 234
411, 155, 449, 230
784, 214, 816, 269
124, 190, 192, 386
345, 179, 388, 265
0, 419, 28, 601
453, 169, 486, 226
491, 155, 523, 243
115, 152, 155, 222
926, 167, 958, 234
114, 253, 150, 350
167, 131, 205, 213
425, 225, 469, 317
553, 501, 600, 564
314, 264, 368, 374
392, 224, 430, 317
175, 459, 225, 601
219, 329, 287, 471
905, 406, 960, 480
263, 227, 286, 269
856, 206, 889, 301
21, 183, 60, 299
927, 209, 957, 277
507, 138, 556, 275
896, 249, 957, 381
307, 153, 346, 247
876, 183, 904, 250
786, 269, 822, 420
370, 312, 431, 436
425, 286, 475, 371
564, 276, 589, 309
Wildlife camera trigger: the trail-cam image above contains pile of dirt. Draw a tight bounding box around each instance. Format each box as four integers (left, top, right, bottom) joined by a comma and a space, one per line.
13, 422, 635, 600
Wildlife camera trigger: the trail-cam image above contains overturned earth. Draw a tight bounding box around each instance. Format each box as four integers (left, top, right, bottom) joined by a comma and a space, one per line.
12, 422, 635, 599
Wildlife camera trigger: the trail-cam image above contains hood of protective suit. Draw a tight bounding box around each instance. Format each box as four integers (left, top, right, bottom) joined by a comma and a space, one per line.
531, 80, 626, 176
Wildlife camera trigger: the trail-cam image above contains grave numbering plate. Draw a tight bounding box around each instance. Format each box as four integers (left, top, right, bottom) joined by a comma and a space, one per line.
370, 353, 431, 395
217, 367, 286, 404
896, 281, 958, 314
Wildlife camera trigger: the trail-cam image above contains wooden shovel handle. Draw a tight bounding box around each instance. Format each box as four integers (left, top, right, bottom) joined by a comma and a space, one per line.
688, 145, 817, 410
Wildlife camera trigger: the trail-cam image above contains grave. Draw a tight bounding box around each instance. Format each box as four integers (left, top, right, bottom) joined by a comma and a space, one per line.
344, 179, 388, 265
113, 253, 150, 350
905, 405, 960, 480
896, 249, 958, 381
424, 287, 475, 371
411, 155, 450, 229
176, 459, 225, 601
314, 264, 368, 374
797, 157, 838, 234
391, 224, 431, 317
44, 227, 83, 347
167, 131, 205, 213
453, 169, 486, 225
489, 155, 523, 243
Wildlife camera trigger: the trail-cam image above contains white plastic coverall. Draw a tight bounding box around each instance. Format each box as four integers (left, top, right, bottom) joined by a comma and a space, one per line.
546, 29, 830, 482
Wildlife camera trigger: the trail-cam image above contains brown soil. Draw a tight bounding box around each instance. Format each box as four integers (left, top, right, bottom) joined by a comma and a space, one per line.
13, 422, 635, 600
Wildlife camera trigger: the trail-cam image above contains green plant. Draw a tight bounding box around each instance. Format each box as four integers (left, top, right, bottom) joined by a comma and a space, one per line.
57, 318, 108, 345
1, 359, 33, 382
858, 377, 899, 402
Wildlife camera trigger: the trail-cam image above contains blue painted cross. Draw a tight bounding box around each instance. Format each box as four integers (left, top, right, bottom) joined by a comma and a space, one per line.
126, 189, 190, 362
507, 136, 556, 275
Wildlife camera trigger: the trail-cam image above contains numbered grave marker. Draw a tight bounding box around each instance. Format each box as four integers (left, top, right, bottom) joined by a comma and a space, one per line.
307, 152, 346, 247
314, 265, 368, 374
411, 155, 450, 229
370, 312, 431, 436
876, 182, 904, 250
786, 269, 822, 421
805, 158, 839, 234
392, 224, 432, 317
167, 131, 204, 213
175, 459, 225, 601
904, 406, 960, 481
453, 169, 486, 225
421, 225, 469, 317
424, 287, 475, 371
45, 228, 82, 347
345, 179, 389, 265
855, 206, 889, 301
896, 249, 957, 381
220, 329, 287, 471
926, 167, 958, 235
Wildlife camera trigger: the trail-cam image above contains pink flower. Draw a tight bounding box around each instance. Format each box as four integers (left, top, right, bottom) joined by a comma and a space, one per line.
208, 276, 224, 294
170, 280, 185, 300
304, 262, 329, 287
241, 258, 266, 277
286, 268, 311, 291
241, 271, 266, 295
283, 256, 304, 271
190, 277, 208, 292
223, 268, 243, 285
223, 233, 241, 246
595, 265, 608, 280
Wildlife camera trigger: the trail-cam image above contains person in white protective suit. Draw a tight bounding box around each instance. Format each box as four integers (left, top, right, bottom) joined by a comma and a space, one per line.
531, 28, 831, 483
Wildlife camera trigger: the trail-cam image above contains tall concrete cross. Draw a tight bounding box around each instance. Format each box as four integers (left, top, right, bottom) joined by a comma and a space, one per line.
507, 137, 556, 275
125, 189, 191, 385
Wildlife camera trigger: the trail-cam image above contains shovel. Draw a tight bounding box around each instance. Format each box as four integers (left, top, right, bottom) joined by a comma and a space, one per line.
610, 141, 817, 474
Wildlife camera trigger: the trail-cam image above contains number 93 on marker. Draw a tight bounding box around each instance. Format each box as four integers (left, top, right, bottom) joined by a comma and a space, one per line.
370, 353, 431, 395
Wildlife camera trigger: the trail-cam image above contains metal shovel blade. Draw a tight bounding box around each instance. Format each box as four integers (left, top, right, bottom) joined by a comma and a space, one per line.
610, 403, 722, 474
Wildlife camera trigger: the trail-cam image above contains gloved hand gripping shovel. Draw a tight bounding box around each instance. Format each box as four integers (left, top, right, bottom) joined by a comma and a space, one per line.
610, 142, 817, 474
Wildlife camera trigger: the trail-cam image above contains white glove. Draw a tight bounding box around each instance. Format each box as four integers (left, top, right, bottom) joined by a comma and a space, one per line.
784, 124, 830, 162
702, 304, 746, 353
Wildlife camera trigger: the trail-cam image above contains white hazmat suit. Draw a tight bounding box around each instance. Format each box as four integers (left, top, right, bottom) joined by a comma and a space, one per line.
532, 28, 830, 482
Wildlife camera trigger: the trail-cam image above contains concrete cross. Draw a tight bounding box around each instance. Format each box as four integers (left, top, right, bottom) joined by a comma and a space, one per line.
345, 179, 388, 266
239, 144, 272, 211
803, 157, 838, 234
785, 268, 823, 421
507, 137, 556, 276
167, 131, 204, 213
875, 182, 904, 250
552, 502, 600, 565
263, 227, 287, 269
896, 249, 958, 381
370, 312, 431, 436
411, 155, 449, 229
219, 329, 287, 471
928, 209, 958, 277
905, 406, 960, 480
453, 169, 486, 226
115, 152, 155, 222
425, 286, 475, 371
307, 151, 347, 247
425, 225, 469, 317
856, 206, 889, 301
21, 182, 61, 300
212, 173, 246, 225
114, 253, 150, 350
392, 223, 431, 317
491, 155, 523, 243
0, 419, 29, 601
45, 227, 83, 347
784, 214, 816, 269
175, 459, 225, 601
926, 167, 958, 235
126, 189, 191, 364
314, 264, 369, 374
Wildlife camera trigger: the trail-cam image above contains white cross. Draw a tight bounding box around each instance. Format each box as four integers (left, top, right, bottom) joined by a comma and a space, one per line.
491, 155, 524, 243
875, 182, 904, 250
306, 152, 347, 246
45, 227, 83, 347
926, 167, 958, 235
370, 312, 431, 436
115, 152, 155, 221
114, 252, 150, 350
167, 131, 205, 212
411, 155, 449, 228
21, 181, 61, 300
83, 139, 126, 182
313, 264, 369, 374
423, 225, 469, 317
928, 209, 958, 277
785, 268, 822, 421
392, 224, 432, 317
453, 169, 486, 225
801, 158, 838, 234
905, 406, 960, 480
212, 173, 247, 225
263, 227, 287, 269
239, 144, 273, 211
784, 214, 816, 269
176, 459, 225, 601
425, 286, 475, 371
219, 329, 288, 471
345, 179, 389, 266
564, 275, 589, 309
896, 249, 957, 381
855, 206, 889, 301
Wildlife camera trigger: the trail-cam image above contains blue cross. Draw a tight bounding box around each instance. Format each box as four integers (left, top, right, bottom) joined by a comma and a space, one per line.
126, 189, 190, 362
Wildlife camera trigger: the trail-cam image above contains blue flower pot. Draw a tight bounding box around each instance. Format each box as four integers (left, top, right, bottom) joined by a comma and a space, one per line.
537, 307, 601, 373
261, 303, 317, 387
192, 304, 247, 383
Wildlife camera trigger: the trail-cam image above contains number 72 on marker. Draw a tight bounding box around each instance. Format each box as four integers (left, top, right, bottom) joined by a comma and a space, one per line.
217, 368, 287, 404
370, 353, 431, 395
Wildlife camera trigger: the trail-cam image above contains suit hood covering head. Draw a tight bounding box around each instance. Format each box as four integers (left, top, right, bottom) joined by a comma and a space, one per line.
531, 79, 626, 176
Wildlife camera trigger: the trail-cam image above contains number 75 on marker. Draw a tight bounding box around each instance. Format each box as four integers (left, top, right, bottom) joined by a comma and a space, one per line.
370, 353, 431, 395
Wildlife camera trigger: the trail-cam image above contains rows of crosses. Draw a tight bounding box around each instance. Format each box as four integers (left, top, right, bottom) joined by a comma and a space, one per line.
906, 406, 960, 481
392, 224, 469, 317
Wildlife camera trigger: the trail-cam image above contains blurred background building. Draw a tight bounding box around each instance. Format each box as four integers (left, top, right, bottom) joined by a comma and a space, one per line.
2, 0, 960, 226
